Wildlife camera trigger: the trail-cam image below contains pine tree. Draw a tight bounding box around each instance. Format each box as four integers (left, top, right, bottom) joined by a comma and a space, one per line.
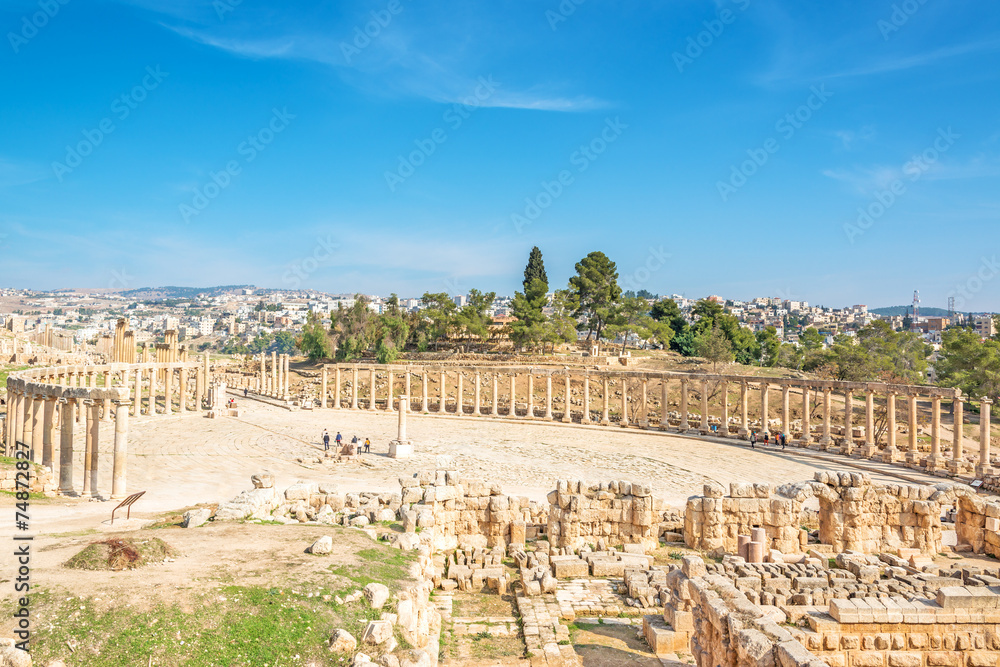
523, 246, 548, 291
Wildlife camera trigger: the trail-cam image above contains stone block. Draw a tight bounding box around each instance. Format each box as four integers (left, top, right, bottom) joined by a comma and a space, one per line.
550, 557, 588, 578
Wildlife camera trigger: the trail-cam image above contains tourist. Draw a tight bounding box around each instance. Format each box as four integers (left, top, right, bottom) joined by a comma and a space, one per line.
244, 388, 248, 398
335, 431, 343, 450
750, 430, 756, 449
364, 437, 371, 453
351, 435, 359, 450
780, 433, 787, 449
322, 429, 330, 451
763, 431, 769, 446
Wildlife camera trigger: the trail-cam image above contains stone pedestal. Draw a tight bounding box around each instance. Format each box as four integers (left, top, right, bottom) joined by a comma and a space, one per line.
390, 394, 413, 459
880, 446, 900, 464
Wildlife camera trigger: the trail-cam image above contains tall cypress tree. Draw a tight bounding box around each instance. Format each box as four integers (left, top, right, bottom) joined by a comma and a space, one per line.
523, 246, 548, 291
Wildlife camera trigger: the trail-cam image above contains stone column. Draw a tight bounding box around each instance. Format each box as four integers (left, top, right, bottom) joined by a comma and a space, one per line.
31, 395, 44, 464
926, 395, 943, 471
398, 394, 408, 442
882, 391, 899, 463
601, 376, 611, 426
781, 385, 791, 440
82, 402, 98, 497
679, 379, 690, 432
843, 390, 854, 455
42, 395, 56, 468
439, 371, 447, 414
20, 394, 33, 456
404, 370, 411, 411
490, 373, 499, 417
334, 367, 342, 409
978, 398, 993, 478
760, 382, 770, 437
620, 377, 629, 427
639, 377, 649, 428
421, 371, 429, 413
271, 351, 278, 397
283, 354, 290, 399
719, 380, 729, 438
527, 371, 535, 419
508, 373, 517, 417
102, 396, 112, 423
386, 370, 395, 412
905, 394, 919, 465
583, 374, 592, 424
544, 373, 553, 420
133, 369, 142, 416
739, 382, 749, 439
659, 377, 669, 429
699, 379, 710, 435
111, 401, 129, 499
58, 398, 75, 494
798, 386, 812, 446
948, 396, 965, 474
258, 352, 265, 393
369, 368, 377, 411
148, 367, 157, 414
862, 389, 875, 454
474, 372, 482, 416
563, 373, 572, 423
321, 367, 328, 409
818, 387, 832, 449
178, 367, 188, 413
351, 367, 359, 409
456, 371, 464, 416
164, 367, 173, 415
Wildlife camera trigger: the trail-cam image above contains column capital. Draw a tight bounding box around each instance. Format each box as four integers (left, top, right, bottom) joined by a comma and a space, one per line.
982, 397, 994, 405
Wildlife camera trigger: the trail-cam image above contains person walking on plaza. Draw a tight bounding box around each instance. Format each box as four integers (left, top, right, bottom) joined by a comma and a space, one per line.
322, 429, 330, 451
335, 431, 342, 451
364, 437, 371, 453
750, 430, 756, 449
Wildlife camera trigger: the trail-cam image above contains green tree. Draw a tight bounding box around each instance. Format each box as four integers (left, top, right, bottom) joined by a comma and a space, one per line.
937, 328, 1000, 400
274, 331, 298, 355
457, 289, 496, 352
509, 278, 548, 352
652, 299, 692, 355
605, 296, 651, 354
543, 289, 580, 353
696, 324, 734, 371
298, 311, 333, 361
756, 327, 781, 367
419, 292, 457, 350
330, 295, 377, 361
568, 251, 622, 346
523, 246, 548, 290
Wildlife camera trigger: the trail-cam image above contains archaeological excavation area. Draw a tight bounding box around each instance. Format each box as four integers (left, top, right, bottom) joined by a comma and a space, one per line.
4, 349, 1000, 667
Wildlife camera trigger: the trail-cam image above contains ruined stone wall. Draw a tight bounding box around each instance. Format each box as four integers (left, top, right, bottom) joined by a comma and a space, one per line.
0, 461, 55, 495
400, 470, 548, 552
686, 473, 959, 556
956, 494, 1000, 558
545, 479, 659, 551
684, 481, 805, 554
804, 587, 1000, 667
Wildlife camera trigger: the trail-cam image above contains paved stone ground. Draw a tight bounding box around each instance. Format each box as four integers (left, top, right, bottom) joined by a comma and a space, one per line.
20, 398, 959, 535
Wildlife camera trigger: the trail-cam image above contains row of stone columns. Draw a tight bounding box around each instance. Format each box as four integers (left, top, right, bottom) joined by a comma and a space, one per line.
317, 365, 993, 478
257, 352, 290, 400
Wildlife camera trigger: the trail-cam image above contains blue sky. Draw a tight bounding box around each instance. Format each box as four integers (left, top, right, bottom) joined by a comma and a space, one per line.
1, 0, 999, 310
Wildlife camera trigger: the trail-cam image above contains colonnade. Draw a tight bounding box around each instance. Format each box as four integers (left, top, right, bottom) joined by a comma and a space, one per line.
3, 359, 211, 499
240, 352, 290, 400
317, 364, 993, 479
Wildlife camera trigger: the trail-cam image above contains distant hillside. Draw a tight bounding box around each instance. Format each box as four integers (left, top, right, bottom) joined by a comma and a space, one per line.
119, 285, 255, 300
870, 306, 951, 317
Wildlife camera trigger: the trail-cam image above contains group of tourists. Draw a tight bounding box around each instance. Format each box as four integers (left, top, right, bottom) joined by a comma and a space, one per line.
749, 429, 787, 450
321, 429, 370, 454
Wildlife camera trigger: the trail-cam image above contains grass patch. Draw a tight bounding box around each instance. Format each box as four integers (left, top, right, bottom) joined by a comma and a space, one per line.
329, 545, 416, 592
0, 488, 47, 500
451, 592, 515, 619
468, 633, 524, 660
18, 584, 394, 667
64, 537, 177, 571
